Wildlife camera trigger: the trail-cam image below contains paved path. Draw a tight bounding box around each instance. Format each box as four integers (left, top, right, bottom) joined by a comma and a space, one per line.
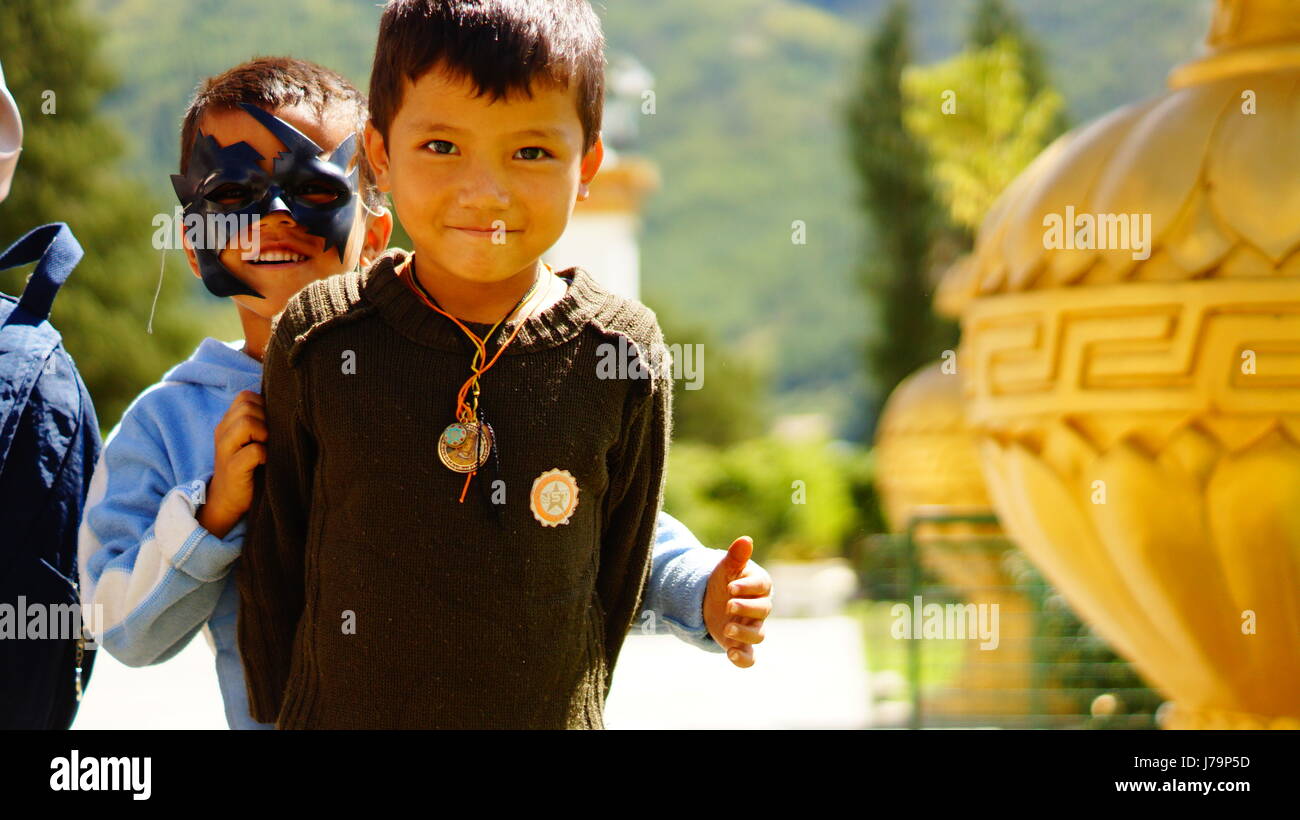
74, 637, 227, 730
74, 616, 871, 729
605, 616, 871, 730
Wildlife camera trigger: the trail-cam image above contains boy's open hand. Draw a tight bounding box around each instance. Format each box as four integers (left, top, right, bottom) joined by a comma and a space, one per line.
703, 537, 773, 668
197, 390, 267, 539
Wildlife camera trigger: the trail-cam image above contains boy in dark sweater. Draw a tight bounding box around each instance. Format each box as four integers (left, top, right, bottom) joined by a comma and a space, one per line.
237, 0, 758, 728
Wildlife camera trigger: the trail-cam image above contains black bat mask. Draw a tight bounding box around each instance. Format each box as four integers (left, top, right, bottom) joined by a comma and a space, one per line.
171, 103, 360, 298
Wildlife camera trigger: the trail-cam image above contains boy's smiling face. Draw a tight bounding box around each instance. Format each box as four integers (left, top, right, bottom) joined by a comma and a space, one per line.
182, 104, 383, 319
365, 62, 603, 286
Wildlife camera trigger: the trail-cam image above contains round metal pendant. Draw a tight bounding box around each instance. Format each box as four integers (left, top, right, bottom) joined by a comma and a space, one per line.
438, 420, 492, 473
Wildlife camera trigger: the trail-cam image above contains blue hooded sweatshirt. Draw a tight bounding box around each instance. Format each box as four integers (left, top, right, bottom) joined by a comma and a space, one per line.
78, 337, 723, 729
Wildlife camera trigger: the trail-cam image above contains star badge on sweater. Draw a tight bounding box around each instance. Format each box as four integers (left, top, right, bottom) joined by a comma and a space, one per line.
530, 468, 579, 527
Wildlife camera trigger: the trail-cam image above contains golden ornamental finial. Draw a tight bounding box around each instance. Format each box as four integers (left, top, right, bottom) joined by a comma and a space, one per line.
1206, 0, 1300, 51
1170, 0, 1300, 88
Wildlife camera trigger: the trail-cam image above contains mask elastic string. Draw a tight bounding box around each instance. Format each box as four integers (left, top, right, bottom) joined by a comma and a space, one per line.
147, 248, 166, 334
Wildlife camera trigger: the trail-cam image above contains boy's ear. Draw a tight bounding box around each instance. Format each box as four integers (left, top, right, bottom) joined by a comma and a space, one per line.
359, 206, 394, 270
363, 121, 392, 192
180, 227, 201, 280
577, 135, 604, 202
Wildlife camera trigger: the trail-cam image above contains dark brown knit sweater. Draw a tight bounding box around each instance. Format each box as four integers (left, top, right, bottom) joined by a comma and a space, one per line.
236, 249, 672, 729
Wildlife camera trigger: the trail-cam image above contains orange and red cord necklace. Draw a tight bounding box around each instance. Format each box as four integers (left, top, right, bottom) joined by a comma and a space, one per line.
396, 254, 551, 502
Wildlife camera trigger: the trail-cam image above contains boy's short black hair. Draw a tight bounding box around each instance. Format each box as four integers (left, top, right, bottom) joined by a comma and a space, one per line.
180, 56, 383, 209
369, 0, 606, 154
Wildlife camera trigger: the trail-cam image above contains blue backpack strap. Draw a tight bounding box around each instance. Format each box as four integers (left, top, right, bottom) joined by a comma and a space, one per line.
0, 223, 82, 467
0, 223, 84, 323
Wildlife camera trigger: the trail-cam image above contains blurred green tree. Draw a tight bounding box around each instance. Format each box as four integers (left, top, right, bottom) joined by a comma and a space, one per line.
847, 0, 1069, 435
902, 37, 1065, 231
663, 436, 865, 563
655, 304, 768, 448
0, 0, 217, 432
968, 0, 1070, 140
897, 0, 1069, 232
844, 0, 959, 438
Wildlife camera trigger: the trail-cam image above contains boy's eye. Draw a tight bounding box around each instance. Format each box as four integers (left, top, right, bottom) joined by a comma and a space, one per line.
425, 140, 458, 155
207, 183, 252, 207
515, 147, 551, 161
297, 181, 346, 206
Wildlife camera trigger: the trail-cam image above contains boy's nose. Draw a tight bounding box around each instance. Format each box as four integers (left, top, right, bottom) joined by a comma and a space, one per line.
260, 210, 298, 228
457, 163, 511, 209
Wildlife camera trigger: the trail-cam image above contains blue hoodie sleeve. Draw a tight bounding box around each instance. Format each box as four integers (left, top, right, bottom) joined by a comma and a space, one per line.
636, 511, 726, 653
77, 409, 245, 667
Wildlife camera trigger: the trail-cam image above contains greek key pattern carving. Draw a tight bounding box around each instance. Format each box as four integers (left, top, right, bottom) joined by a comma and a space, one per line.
960, 280, 1300, 421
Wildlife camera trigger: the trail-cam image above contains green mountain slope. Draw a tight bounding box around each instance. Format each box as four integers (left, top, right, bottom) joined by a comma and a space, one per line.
81, 0, 1215, 438
802, 0, 1211, 122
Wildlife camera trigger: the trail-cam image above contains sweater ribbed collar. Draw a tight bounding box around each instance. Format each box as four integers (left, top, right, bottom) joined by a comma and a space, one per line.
361, 248, 607, 355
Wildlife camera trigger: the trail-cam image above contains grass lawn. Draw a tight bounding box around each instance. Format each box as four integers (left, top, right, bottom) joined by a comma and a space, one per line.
845, 597, 969, 688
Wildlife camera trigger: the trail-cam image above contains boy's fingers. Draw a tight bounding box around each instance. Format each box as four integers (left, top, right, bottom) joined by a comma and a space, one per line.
724, 536, 753, 572
215, 407, 261, 446
722, 621, 759, 647
233, 442, 267, 470
216, 426, 265, 462
237, 403, 267, 422
226, 397, 266, 423
722, 621, 765, 645
726, 597, 772, 620
226, 417, 269, 447
727, 574, 772, 598
243, 417, 270, 441
726, 643, 755, 668
225, 392, 264, 416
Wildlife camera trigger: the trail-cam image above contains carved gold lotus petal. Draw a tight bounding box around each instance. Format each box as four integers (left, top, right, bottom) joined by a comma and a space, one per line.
1158, 423, 1224, 490
1089, 440, 1252, 706
1204, 434, 1300, 713
981, 438, 1169, 678
1091, 81, 1236, 277
1197, 415, 1281, 452
1001, 103, 1155, 291
1162, 189, 1237, 276
1207, 71, 1300, 263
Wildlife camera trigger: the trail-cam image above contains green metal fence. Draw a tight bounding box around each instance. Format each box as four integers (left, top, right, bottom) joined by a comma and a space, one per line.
852, 509, 1163, 729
